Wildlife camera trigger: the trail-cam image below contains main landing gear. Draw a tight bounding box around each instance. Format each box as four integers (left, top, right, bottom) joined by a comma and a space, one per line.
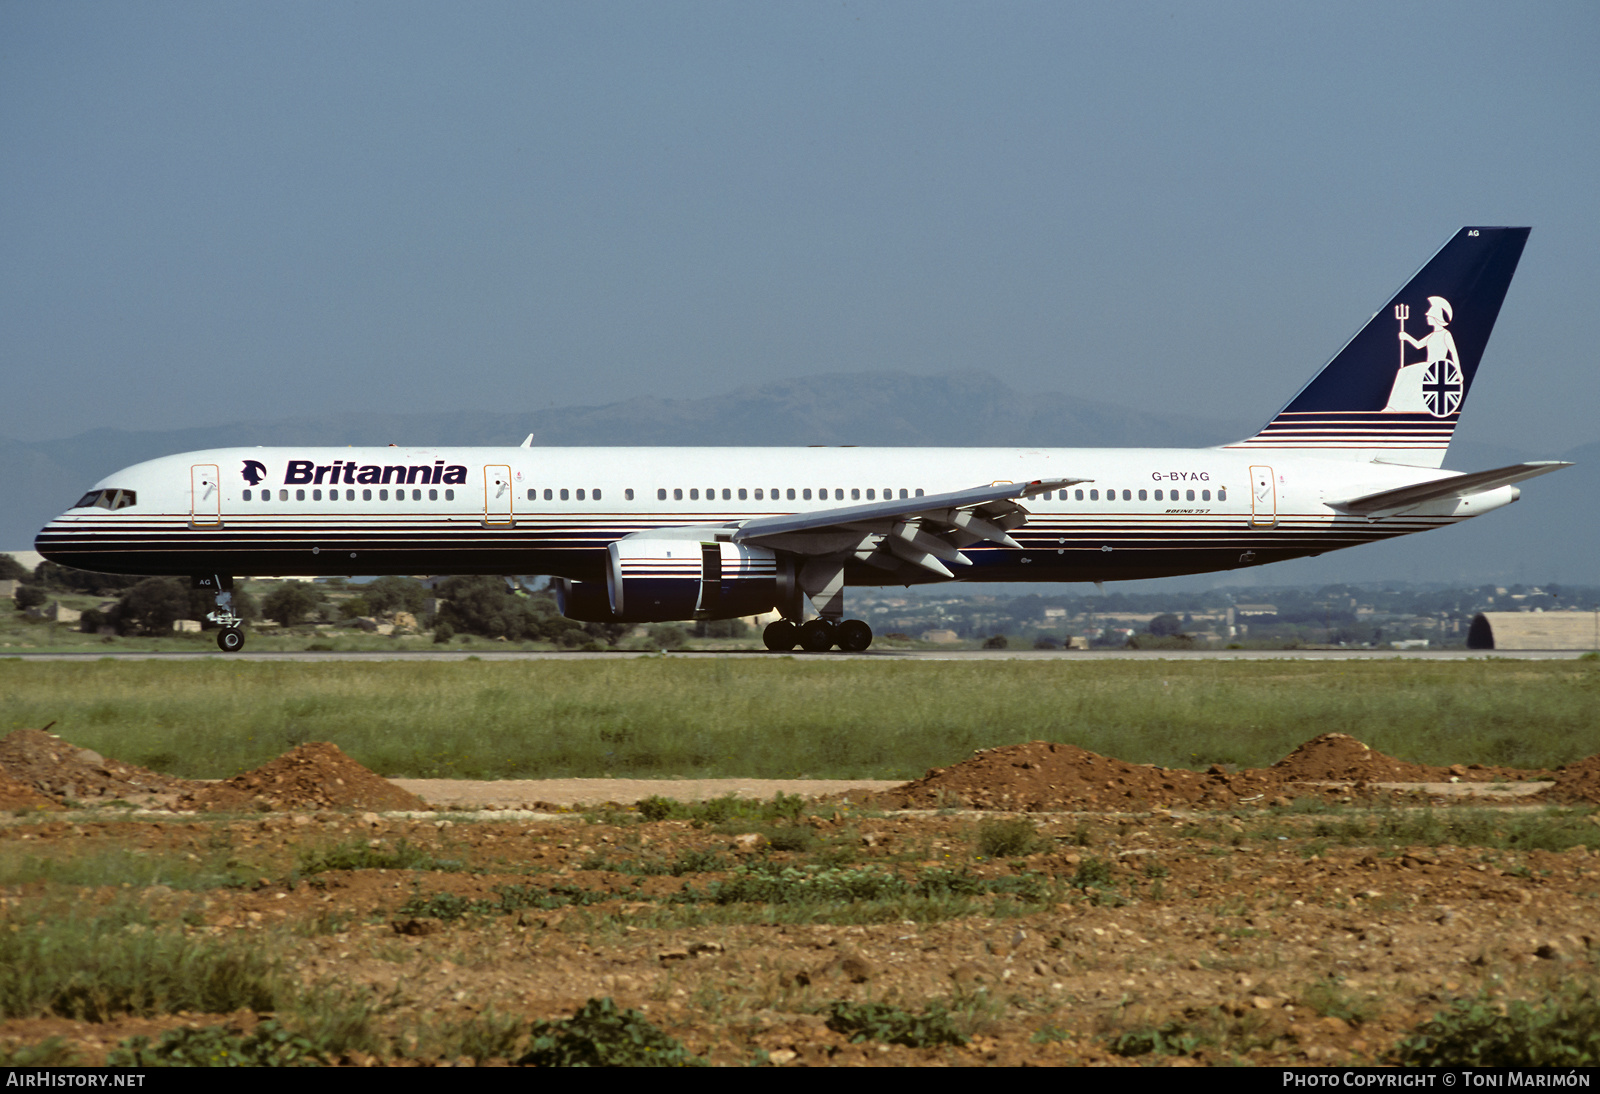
196, 575, 245, 653
763, 618, 873, 653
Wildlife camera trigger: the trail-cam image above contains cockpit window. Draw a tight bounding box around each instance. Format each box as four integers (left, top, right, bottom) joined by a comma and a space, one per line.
75, 489, 136, 510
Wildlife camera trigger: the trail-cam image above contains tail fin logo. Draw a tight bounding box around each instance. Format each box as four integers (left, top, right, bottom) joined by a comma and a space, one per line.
1386, 297, 1463, 416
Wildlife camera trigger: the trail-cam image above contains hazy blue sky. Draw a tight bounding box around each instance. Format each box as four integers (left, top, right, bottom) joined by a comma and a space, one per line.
4, 2, 1595, 450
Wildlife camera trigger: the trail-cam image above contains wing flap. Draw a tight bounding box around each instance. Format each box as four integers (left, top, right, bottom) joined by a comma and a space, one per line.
731, 477, 1085, 572
732, 478, 1081, 544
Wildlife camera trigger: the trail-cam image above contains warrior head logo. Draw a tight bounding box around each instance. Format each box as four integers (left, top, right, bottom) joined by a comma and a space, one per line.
241, 459, 268, 486
1384, 295, 1462, 417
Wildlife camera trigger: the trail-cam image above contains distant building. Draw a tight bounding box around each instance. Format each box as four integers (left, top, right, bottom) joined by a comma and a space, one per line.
25, 601, 80, 624
1467, 611, 1600, 650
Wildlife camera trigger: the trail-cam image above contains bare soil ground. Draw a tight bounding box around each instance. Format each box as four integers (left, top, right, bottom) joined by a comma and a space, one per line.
1, 728, 1597, 1067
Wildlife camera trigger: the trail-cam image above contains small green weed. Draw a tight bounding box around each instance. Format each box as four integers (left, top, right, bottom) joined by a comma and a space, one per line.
517, 997, 702, 1067
109, 1020, 324, 1067
294, 838, 463, 878
1299, 978, 1376, 1025
976, 817, 1041, 858
0, 1037, 79, 1066
824, 1000, 968, 1048
398, 881, 612, 921
1106, 1019, 1202, 1058
0, 906, 281, 1021
1391, 990, 1600, 1067
416, 1009, 526, 1063
1071, 856, 1117, 896
637, 792, 807, 827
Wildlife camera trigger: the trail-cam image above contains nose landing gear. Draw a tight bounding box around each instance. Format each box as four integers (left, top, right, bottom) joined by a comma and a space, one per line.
195, 575, 245, 653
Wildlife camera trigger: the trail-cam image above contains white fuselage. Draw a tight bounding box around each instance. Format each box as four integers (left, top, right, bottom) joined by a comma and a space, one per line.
35, 444, 1514, 587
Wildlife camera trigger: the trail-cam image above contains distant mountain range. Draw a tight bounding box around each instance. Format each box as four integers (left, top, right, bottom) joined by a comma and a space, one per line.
4, 371, 1591, 582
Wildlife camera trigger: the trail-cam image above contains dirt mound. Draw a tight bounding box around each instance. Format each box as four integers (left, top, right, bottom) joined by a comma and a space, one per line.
0, 769, 62, 812
178, 742, 429, 813
1270, 733, 1447, 783
1269, 732, 1543, 784
0, 728, 197, 807
870, 741, 1288, 812
1537, 754, 1600, 805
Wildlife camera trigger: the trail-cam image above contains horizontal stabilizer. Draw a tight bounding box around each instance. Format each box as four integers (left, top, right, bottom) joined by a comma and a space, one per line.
1330, 461, 1572, 515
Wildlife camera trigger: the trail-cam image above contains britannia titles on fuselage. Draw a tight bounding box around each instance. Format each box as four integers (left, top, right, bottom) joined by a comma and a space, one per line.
281, 460, 469, 487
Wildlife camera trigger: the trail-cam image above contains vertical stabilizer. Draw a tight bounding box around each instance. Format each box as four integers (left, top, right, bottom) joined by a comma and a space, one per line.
1228, 227, 1529, 467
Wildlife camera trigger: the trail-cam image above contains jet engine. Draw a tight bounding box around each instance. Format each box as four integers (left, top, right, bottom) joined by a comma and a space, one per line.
556, 538, 795, 623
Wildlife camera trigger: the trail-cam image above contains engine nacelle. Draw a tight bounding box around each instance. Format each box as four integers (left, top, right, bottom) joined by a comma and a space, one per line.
556, 539, 794, 623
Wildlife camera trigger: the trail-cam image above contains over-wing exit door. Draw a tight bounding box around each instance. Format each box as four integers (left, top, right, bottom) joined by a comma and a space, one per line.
484, 465, 513, 525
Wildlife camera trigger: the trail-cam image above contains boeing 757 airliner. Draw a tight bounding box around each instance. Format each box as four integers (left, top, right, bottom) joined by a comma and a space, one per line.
36, 227, 1568, 652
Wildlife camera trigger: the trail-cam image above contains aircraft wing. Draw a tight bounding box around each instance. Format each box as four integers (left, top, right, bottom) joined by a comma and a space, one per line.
730, 477, 1086, 578
1329, 461, 1572, 517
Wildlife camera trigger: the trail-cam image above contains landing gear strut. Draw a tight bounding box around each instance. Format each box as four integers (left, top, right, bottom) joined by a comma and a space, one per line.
196, 575, 245, 653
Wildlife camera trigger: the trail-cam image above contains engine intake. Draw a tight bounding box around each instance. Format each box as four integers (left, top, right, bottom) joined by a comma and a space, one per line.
556, 539, 794, 623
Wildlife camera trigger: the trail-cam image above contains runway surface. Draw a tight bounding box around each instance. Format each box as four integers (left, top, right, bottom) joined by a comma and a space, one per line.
6, 647, 1593, 662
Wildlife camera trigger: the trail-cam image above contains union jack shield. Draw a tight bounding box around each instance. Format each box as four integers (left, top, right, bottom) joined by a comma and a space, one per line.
1421, 359, 1464, 417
